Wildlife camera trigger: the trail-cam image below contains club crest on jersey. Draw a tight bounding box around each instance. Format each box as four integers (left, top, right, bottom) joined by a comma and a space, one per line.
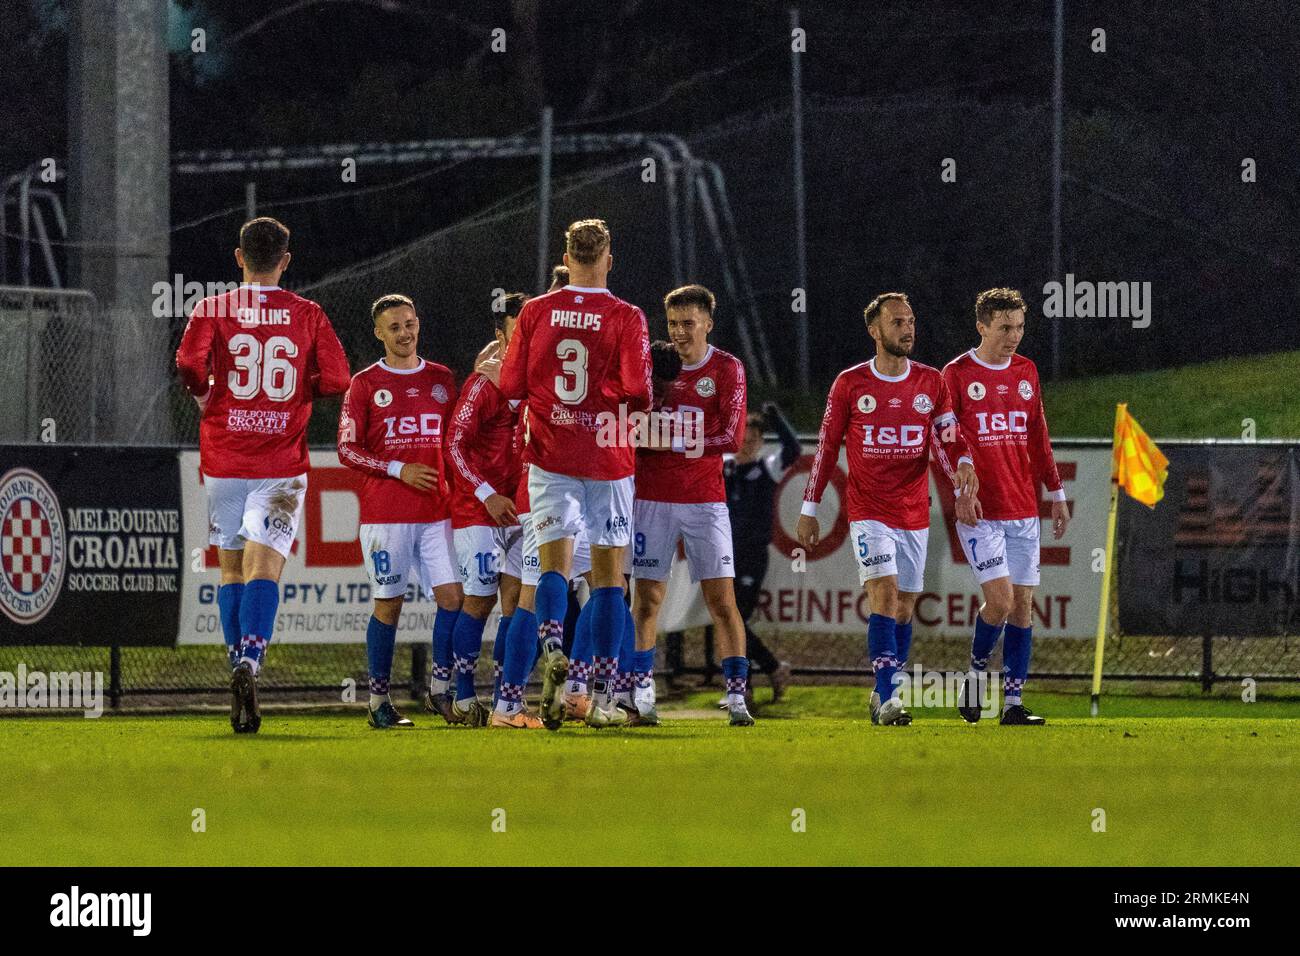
0, 468, 66, 625
912, 393, 934, 414
432, 384, 449, 403
695, 376, 716, 398
1018, 379, 1034, 400
967, 382, 986, 401
373, 389, 393, 408
856, 394, 876, 414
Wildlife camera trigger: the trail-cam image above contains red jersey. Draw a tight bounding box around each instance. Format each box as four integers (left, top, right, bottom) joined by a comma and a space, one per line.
942, 350, 1064, 521
636, 346, 747, 504
176, 285, 350, 479
513, 408, 533, 513
803, 358, 971, 530
447, 372, 521, 528
336, 358, 458, 524
499, 285, 652, 481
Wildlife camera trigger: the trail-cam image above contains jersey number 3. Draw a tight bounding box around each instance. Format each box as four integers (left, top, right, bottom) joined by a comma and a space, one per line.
228, 333, 299, 402
554, 338, 588, 404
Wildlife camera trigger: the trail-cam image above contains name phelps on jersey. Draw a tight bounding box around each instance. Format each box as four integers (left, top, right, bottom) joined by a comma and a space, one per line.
550, 309, 602, 330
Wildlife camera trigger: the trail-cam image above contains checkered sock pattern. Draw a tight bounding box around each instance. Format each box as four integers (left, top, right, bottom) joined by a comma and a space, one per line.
492, 661, 502, 685
971, 654, 990, 671
539, 618, 564, 653
430, 663, 451, 682
238, 635, 268, 669
369, 676, 389, 696
591, 656, 617, 698
498, 681, 524, 704
725, 675, 747, 695
1004, 676, 1024, 701
453, 654, 476, 677
634, 667, 653, 689
614, 671, 633, 693
567, 658, 592, 687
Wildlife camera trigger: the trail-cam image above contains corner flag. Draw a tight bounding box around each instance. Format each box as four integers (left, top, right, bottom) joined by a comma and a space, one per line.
1113, 403, 1169, 507
1092, 404, 1169, 715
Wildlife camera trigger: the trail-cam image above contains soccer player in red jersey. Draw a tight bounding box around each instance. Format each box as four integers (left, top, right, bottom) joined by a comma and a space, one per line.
797, 292, 979, 726
337, 294, 463, 729
630, 285, 755, 726
942, 288, 1070, 726
446, 292, 540, 729
176, 217, 350, 733
499, 219, 653, 729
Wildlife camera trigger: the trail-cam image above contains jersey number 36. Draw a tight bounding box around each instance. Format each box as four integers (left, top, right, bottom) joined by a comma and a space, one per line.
228, 333, 299, 402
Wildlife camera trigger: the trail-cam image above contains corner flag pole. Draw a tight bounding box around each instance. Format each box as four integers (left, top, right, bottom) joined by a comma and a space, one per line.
1091, 403, 1123, 716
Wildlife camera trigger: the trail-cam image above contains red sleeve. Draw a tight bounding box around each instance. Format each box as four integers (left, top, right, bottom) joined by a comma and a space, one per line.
499, 305, 530, 402
311, 307, 351, 398
619, 307, 653, 412
703, 355, 747, 453
1028, 368, 1063, 494
802, 374, 848, 510
337, 377, 391, 478
447, 375, 496, 495
929, 374, 971, 480
175, 302, 214, 397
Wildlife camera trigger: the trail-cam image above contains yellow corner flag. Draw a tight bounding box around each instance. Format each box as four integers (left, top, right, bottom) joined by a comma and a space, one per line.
1092, 404, 1169, 715
1112, 403, 1169, 507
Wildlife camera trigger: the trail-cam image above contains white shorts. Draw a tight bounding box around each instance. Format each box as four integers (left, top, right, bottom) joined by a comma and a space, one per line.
528, 464, 634, 548
850, 519, 927, 593
631, 499, 734, 583
957, 517, 1041, 586
519, 511, 591, 587
359, 519, 458, 599
205, 473, 307, 559
453, 524, 524, 597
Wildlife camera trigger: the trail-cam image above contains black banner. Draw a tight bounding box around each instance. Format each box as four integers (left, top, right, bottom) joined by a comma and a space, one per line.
1118, 444, 1300, 636
0, 446, 183, 646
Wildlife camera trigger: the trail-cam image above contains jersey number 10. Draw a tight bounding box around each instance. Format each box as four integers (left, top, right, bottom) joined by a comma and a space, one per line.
228, 333, 299, 402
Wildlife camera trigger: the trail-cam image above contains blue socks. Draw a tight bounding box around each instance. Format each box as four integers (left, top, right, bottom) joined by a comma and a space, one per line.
217, 582, 244, 669
535, 571, 568, 655
1003, 623, 1032, 704
566, 598, 595, 692
366, 615, 398, 700
895, 620, 913, 669
615, 600, 636, 700
867, 613, 899, 699
491, 615, 511, 705
237, 578, 278, 673
587, 586, 626, 701
452, 612, 489, 704
499, 609, 538, 714
722, 655, 749, 703
430, 607, 458, 693
970, 612, 1004, 671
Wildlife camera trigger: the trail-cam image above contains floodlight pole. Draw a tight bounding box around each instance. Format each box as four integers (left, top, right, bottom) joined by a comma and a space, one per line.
535, 106, 553, 294
1050, 0, 1064, 380
790, 6, 809, 392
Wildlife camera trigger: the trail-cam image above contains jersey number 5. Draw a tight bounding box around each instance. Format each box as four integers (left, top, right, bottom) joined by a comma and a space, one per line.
229, 333, 299, 402
554, 338, 588, 404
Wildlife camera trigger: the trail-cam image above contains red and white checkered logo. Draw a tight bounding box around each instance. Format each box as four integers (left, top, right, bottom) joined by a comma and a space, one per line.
0, 468, 65, 625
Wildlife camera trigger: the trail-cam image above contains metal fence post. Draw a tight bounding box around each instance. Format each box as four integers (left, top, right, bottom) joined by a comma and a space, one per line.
1201, 635, 1214, 694
110, 643, 122, 709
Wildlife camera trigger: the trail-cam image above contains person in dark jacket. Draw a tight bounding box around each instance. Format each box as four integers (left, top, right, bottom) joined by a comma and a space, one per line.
719, 401, 801, 700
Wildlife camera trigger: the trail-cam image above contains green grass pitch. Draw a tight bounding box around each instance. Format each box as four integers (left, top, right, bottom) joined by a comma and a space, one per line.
4, 688, 1296, 866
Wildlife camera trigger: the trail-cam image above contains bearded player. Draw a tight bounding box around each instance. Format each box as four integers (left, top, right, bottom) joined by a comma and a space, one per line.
629, 285, 754, 727
499, 219, 652, 729
176, 217, 350, 734
797, 292, 979, 726
337, 294, 463, 728
943, 288, 1069, 726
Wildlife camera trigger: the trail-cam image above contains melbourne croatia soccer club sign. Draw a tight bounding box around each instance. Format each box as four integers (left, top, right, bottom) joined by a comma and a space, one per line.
0, 447, 183, 645
658, 440, 1112, 639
